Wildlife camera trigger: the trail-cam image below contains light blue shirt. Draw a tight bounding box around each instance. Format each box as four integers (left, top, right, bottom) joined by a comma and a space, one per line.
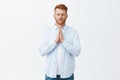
39, 25, 81, 78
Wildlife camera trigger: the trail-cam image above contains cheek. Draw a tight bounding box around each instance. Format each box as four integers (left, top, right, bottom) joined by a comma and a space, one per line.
54, 16, 57, 20
62, 16, 67, 19
54, 16, 59, 19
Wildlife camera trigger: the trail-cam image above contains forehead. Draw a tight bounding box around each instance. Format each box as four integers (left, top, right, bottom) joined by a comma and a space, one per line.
54, 8, 67, 14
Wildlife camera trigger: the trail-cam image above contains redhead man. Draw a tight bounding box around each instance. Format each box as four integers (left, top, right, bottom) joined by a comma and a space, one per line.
39, 4, 81, 80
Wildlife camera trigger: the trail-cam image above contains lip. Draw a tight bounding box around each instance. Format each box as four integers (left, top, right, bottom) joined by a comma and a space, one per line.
58, 19, 63, 21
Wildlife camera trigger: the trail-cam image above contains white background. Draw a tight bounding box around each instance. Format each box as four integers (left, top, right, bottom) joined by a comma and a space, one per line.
0, 0, 120, 80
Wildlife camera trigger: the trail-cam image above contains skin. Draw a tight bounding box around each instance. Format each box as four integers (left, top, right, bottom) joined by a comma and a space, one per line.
54, 8, 68, 44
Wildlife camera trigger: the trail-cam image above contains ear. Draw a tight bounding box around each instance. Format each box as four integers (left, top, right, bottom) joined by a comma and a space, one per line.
53, 14, 55, 18
66, 14, 68, 18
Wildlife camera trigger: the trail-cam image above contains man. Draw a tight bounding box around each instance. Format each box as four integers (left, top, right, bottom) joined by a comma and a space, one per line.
39, 4, 81, 80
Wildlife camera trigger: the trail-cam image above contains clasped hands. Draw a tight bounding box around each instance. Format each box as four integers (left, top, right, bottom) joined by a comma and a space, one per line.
55, 28, 64, 44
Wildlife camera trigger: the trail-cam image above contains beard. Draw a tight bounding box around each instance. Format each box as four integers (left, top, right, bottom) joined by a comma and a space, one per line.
55, 18, 66, 25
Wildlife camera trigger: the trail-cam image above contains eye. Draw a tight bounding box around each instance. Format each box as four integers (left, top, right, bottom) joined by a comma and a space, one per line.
61, 14, 65, 16
56, 14, 60, 16
56, 13, 66, 16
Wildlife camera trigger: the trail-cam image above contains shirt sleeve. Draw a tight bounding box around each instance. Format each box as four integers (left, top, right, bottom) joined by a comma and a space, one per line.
39, 28, 58, 56
62, 31, 81, 57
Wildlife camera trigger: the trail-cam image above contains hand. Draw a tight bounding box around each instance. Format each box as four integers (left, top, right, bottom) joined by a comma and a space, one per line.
55, 28, 64, 44
59, 29, 64, 42
55, 30, 60, 44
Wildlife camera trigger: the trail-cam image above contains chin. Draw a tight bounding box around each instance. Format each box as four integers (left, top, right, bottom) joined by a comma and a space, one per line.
58, 23, 64, 25
58, 21, 65, 25
56, 20, 65, 25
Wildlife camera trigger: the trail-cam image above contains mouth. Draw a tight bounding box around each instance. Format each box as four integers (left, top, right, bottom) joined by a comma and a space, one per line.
58, 19, 63, 21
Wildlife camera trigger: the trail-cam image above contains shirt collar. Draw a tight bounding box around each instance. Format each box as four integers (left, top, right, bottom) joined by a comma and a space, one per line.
53, 24, 67, 30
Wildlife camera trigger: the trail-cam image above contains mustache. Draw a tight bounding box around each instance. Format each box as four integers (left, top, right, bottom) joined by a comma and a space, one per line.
58, 18, 64, 20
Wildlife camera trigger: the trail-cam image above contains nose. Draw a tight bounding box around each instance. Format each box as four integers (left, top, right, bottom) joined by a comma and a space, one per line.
59, 14, 63, 18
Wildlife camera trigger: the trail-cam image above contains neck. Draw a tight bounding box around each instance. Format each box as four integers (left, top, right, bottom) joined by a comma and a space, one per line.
55, 23, 65, 29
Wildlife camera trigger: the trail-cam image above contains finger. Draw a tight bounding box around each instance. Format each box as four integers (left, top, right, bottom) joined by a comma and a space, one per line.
60, 32, 62, 39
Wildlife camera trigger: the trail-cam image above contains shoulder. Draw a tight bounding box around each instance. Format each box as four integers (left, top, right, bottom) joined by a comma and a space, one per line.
65, 26, 78, 34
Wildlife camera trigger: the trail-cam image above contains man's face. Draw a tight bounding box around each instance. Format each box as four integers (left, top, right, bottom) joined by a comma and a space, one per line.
54, 8, 68, 25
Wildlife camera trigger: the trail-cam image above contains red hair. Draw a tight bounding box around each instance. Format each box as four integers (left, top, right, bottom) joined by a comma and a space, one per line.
54, 4, 68, 12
